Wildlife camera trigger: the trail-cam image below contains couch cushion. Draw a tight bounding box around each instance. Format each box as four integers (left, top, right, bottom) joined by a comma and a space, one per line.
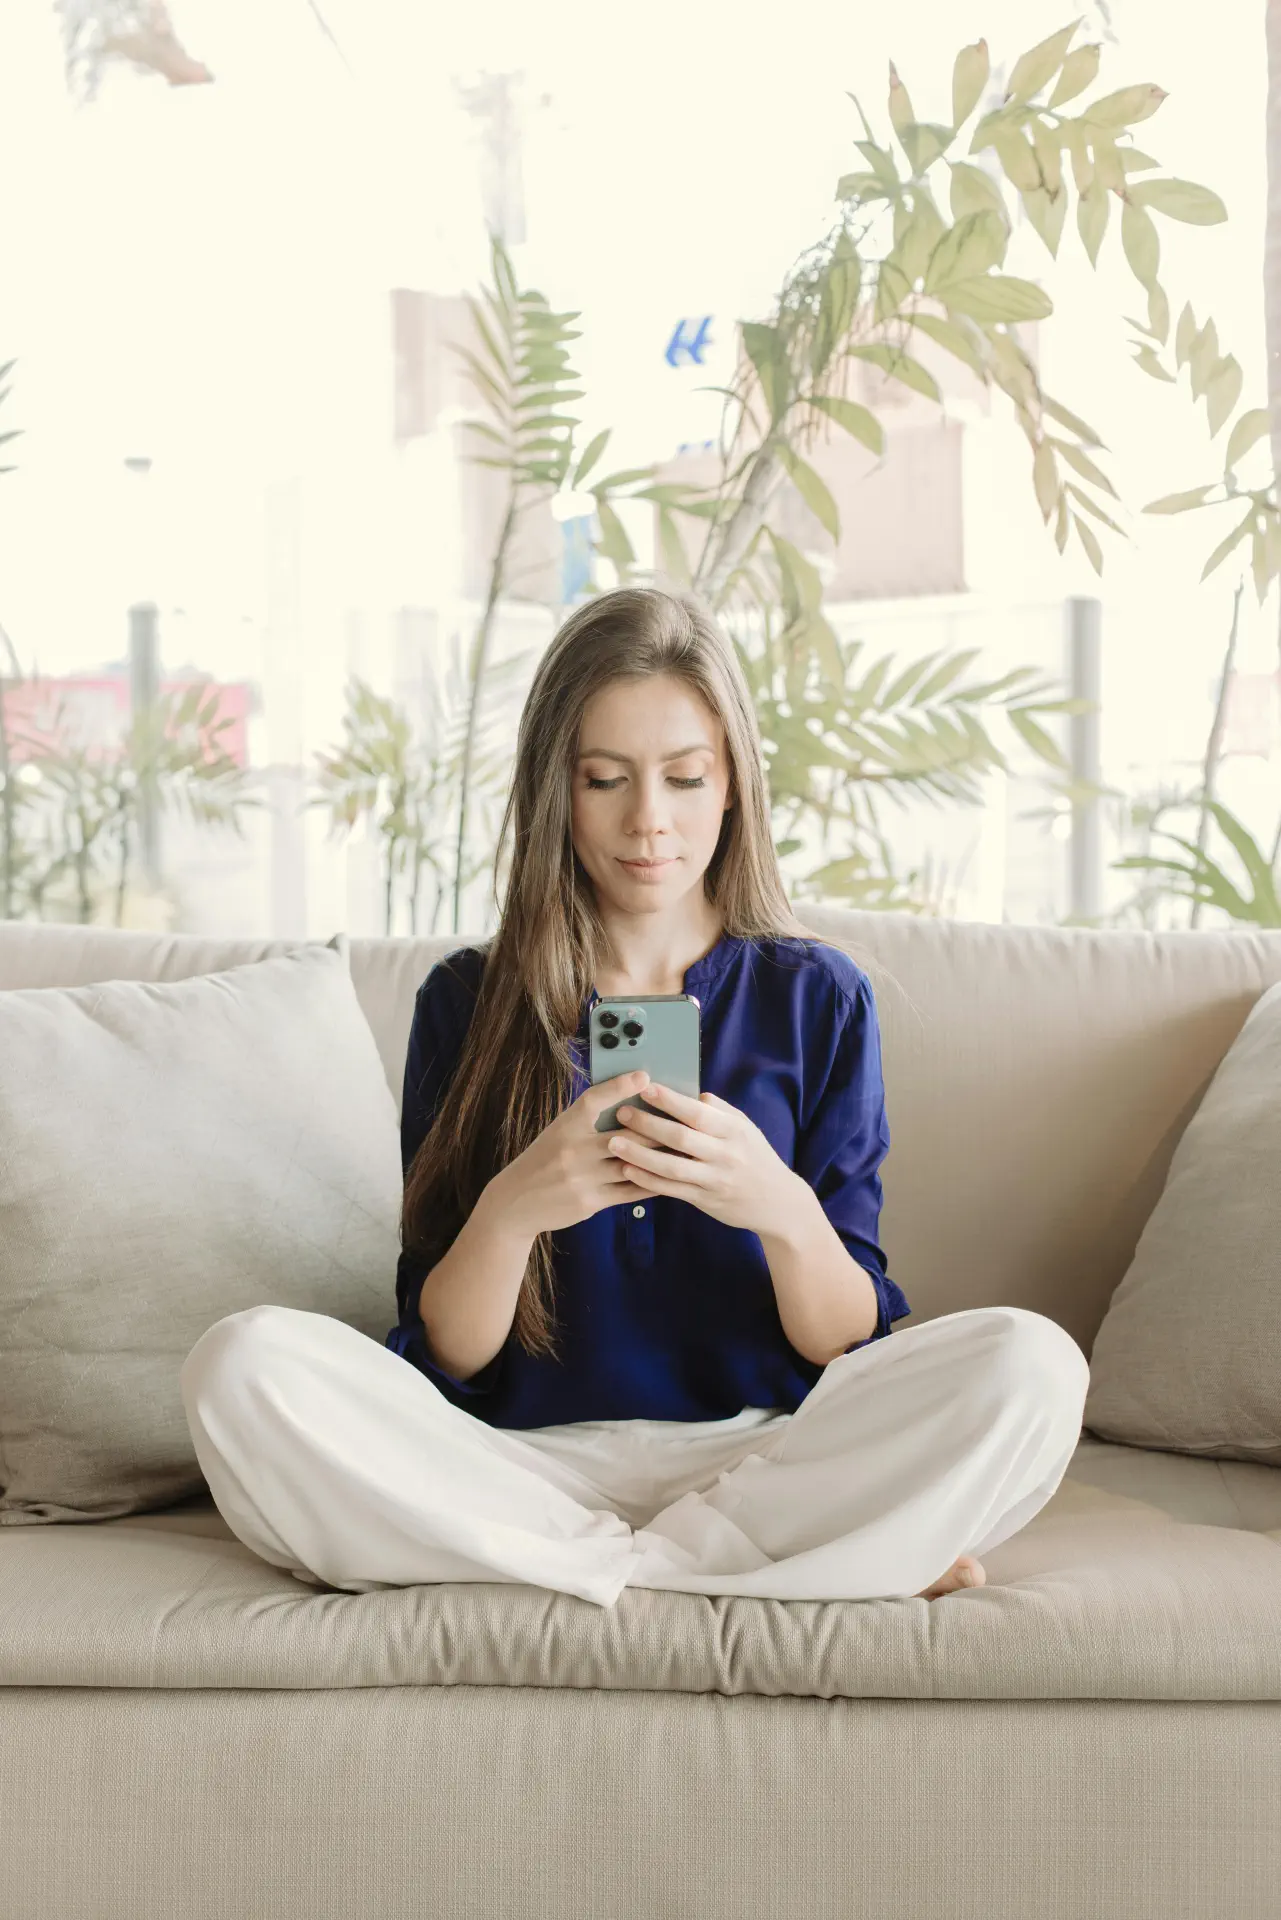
2, 1439, 1278, 1700
1084, 978, 1281, 1465
0, 938, 403, 1526
7, 914, 1281, 1367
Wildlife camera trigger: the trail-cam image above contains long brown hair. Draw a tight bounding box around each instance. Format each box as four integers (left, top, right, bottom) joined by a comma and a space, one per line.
402, 584, 838, 1365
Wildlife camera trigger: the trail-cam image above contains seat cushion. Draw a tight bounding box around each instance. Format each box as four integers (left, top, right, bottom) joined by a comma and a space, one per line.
2, 1438, 1279, 1700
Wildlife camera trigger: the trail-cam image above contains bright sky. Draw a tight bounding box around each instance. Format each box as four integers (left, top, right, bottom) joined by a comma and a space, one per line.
0, 0, 1272, 675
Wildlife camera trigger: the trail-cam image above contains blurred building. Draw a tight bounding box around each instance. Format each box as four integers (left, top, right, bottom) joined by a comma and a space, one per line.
2, 667, 254, 765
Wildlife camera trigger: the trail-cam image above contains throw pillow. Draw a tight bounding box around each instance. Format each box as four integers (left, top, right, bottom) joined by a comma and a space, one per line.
0, 935, 402, 1524
1083, 977, 1281, 1465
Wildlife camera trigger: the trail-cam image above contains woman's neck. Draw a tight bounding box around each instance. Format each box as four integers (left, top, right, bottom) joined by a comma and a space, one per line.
592, 917, 725, 999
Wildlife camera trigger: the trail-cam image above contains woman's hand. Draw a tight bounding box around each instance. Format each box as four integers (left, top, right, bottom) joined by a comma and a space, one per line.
494, 1068, 652, 1240
607, 1082, 803, 1236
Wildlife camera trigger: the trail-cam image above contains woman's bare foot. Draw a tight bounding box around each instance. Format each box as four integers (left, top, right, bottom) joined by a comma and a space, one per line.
915, 1553, 986, 1600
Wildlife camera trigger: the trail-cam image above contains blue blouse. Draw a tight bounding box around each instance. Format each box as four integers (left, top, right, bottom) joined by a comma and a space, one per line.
384, 929, 911, 1427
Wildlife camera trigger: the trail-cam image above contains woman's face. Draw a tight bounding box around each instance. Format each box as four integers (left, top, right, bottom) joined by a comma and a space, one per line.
570, 675, 734, 910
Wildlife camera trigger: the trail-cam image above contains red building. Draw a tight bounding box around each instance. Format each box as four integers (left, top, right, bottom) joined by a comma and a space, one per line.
1, 670, 255, 767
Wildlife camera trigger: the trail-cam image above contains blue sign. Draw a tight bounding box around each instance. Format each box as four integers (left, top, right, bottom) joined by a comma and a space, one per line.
665, 317, 713, 367
560, 514, 595, 603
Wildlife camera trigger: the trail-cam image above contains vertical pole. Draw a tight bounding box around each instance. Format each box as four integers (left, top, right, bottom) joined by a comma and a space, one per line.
128, 600, 162, 886
1066, 595, 1102, 925
262, 478, 309, 938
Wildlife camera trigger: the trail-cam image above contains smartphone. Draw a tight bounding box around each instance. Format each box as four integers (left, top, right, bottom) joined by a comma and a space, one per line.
589, 993, 701, 1150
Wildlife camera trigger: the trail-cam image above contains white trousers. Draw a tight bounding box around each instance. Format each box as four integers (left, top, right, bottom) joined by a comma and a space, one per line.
178, 1301, 1091, 1610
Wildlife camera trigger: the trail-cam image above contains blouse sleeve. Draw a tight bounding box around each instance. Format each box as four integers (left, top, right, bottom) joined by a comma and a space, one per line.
384, 954, 509, 1396
791, 969, 911, 1352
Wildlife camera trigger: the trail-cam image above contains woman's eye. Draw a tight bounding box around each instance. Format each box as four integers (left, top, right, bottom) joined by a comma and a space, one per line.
585, 776, 705, 790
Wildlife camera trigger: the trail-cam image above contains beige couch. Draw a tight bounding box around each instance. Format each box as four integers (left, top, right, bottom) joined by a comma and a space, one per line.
3, 902, 1281, 1920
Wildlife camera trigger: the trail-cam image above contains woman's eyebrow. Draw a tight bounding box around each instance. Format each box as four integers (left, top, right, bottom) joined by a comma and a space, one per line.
576, 744, 714, 763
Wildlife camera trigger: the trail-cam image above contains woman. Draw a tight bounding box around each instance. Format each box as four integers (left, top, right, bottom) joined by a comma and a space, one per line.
180, 586, 1090, 1609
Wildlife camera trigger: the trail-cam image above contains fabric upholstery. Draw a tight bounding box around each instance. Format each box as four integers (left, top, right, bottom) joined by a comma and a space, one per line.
1, 1438, 1278, 1698
0, 936, 402, 1525
3, 911, 1281, 1918
1084, 978, 1281, 1465
4, 911, 1281, 1371
4, 1687, 1276, 1920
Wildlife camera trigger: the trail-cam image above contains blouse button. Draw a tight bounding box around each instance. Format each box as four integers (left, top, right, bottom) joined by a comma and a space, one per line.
631, 1203, 646, 1219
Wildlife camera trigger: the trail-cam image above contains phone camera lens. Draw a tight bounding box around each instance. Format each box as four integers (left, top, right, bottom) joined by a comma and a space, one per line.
599, 1032, 619, 1050
622, 1020, 643, 1040
599, 1011, 619, 1028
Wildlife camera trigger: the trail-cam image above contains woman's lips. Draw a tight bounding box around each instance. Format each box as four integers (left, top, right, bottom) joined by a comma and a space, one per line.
619, 858, 674, 873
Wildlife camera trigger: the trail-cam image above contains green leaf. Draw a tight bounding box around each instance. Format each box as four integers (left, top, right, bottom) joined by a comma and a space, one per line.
1080, 84, 1168, 129
453, 343, 510, 415
1202, 799, 1280, 908
1174, 302, 1198, 368
1042, 394, 1105, 447
811, 231, 862, 374
1128, 178, 1228, 225
943, 274, 1053, 322
848, 341, 942, 401
1032, 439, 1059, 520
1132, 344, 1176, 382
657, 506, 692, 586
890, 197, 948, 287
1008, 705, 1070, 769
1074, 513, 1104, 574
907, 309, 986, 376
924, 209, 1008, 290
951, 39, 990, 128
992, 127, 1041, 193
810, 393, 885, 455
969, 105, 1019, 152
1021, 183, 1069, 257
913, 648, 985, 702
1223, 407, 1270, 473
1061, 121, 1094, 194
836, 170, 889, 203
776, 442, 841, 539
874, 257, 914, 322
948, 161, 1006, 220
1049, 436, 1118, 496
1252, 523, 1273, 603
1143, 485, 1216, 514
594, 465, 660, 491
1188, 319, 1221, 400
742, 321, 789, 424
888, 62, 916, 154
1048, 42, 1101, 107
1147, 282, 1171, 345
879, 651, 951, 707
1261, 511, 1281, 602
1064, 483, 1123, 534
1076, 181, 1109, 267
1205, 356, 1244, 437
1120, 200, 1160, 290
855, 139, 901, 189
573, 428, 611, 487
593, 497, 634, 569
1199, 507, 1254, 580
1005, 21, 1082, 105
1029, 117, 1064, 194
903, 123, 957, 172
